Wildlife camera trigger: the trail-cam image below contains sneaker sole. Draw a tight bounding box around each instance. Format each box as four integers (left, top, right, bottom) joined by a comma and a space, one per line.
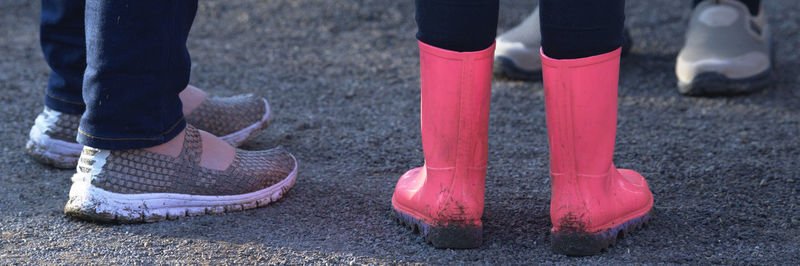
678, 37, 774, 96
392, 207, 482, 249
678, 68, 772, 96
64, 153, 298, 223
219, 98, 271, 146
550, 210, 652, 256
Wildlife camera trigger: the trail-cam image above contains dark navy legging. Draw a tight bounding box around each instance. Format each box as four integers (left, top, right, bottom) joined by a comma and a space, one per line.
415, 0, 624, 58
416, 0, 761, 58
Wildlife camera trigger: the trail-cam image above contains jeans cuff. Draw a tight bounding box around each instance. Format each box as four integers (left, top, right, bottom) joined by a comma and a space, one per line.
45, 92, 85, 115
77, 119, 186, 150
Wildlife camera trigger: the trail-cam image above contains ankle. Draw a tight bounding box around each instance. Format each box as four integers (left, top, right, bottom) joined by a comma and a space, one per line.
143, 130, 185, 158
179, 85, 208, 116
198, 130, 234, 170
141, 127, 234, 171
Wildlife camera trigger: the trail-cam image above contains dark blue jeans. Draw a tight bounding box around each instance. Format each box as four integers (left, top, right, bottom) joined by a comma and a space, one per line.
41, 0, 86, 115
40, 0, 197, 150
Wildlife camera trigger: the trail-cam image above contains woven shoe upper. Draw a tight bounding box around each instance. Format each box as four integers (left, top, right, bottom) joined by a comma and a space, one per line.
34, 107, 80, 142
76, 124, 295, 195
185, 94, 267, 137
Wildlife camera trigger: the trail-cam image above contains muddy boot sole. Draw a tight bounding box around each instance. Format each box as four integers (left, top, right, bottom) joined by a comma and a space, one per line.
392, 208, 482, 249
550, 211, 652, 256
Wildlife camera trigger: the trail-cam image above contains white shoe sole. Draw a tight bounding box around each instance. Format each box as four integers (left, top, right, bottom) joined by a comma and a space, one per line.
64, 152, 298, 223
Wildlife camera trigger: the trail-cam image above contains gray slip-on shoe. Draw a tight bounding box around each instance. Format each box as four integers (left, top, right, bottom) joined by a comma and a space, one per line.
64, 125, 298, 223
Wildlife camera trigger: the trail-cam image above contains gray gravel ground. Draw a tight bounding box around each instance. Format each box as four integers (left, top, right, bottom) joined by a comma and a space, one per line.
1, 0, 799, 264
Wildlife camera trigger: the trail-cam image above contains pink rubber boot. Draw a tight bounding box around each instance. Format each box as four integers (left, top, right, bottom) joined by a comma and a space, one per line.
541, 48, 654, 256
392, 41, 494, 249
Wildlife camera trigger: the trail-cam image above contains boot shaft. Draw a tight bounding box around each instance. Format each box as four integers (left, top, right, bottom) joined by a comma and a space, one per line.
419, 41, 493, 173
419, 41, 494, 220
541, 48, 621, 177
391, 41, 495, 224
541, 48, 631, 231
538, 48, 654, 254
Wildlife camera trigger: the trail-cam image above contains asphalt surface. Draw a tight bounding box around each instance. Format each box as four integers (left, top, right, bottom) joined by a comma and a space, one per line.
1, 0, 798, 264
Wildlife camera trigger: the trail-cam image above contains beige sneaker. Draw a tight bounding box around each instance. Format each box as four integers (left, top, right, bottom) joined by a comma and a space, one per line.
64, 125, 298, 223
676, 0, 773, 95
26, 93, 270, 169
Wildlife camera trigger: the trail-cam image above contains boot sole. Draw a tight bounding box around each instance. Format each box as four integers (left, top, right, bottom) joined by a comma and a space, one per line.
64, 154, 297, 223
678, 69, 772, 96
550, 210, 652, 256
392, 208, 482, 249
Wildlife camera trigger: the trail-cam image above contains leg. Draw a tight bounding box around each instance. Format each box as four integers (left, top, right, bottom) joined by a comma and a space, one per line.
415, 0, 498, 52
540, 0, 625, 59
391, 0, 498, 249
27, 0, 271, 168
64, 0, 297, 223
78, 0, 194, 149
492, 3, 632, 80
25, 0, 88, 168
40, 0, 86, 115
540, 0, 654, 256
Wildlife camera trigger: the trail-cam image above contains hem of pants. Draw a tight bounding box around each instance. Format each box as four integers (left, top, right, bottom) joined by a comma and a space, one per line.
76, 118, 186, 150
45, 92, 85, 115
